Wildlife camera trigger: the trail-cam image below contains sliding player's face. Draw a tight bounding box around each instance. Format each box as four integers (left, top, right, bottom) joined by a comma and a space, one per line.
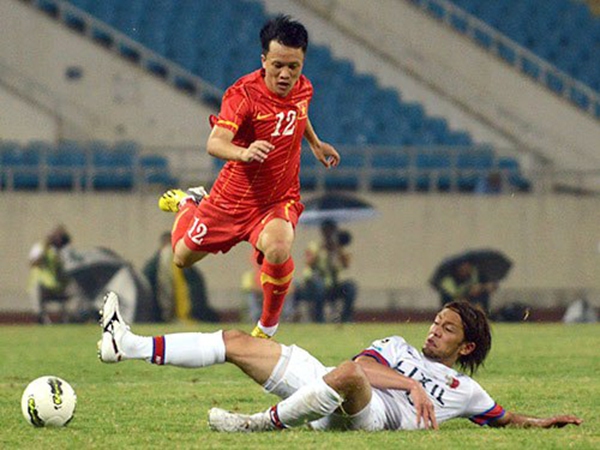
262, 41, 305, 97
422, 308, 473, 367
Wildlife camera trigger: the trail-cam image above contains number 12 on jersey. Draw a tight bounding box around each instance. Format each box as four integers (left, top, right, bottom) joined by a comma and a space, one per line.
272, 111, 297, 137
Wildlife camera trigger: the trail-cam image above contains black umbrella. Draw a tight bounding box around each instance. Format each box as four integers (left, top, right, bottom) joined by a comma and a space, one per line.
299, 193, 377, 225
430, 249, 512, 290
62, 247, 153, 322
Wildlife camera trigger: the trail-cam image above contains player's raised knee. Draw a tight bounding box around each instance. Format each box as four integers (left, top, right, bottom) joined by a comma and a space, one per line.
263, 243, 291, 264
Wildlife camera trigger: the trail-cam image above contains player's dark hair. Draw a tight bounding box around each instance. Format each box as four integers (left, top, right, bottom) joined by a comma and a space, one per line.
260, 15, 309, 54
445, 301, 491, 375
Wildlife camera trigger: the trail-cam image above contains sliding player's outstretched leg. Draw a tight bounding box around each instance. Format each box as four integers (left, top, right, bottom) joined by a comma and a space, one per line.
97, 291, 225, 367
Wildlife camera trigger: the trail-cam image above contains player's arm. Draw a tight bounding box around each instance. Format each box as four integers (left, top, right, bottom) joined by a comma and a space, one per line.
488, 410, 583, 428
303, 118, 340, 168
207, 125, 274, 163
355, 355, 438, 430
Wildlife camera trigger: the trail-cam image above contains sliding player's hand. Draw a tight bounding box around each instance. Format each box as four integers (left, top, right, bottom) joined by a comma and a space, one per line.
410, 383, 439, 430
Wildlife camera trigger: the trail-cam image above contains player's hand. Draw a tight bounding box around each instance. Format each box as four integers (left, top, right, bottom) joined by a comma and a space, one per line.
409, 383, 438, 430
312, 142, 340, 168
241, 140, 274, 163
538, 415, 583, 428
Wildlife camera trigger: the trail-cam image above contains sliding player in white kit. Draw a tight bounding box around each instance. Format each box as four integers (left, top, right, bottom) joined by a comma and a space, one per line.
98, 293, 582, 431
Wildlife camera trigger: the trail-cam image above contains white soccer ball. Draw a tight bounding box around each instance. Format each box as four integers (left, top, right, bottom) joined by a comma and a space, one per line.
21, 376, 77, 427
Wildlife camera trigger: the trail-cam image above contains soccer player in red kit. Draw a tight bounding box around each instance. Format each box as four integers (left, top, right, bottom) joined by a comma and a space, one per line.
159, 15, 340, 338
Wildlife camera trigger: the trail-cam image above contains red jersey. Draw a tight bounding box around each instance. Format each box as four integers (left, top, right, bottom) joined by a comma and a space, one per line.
209, 69, 313, 211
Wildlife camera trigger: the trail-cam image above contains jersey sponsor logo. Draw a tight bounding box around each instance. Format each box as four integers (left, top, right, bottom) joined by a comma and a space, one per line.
396, 360, 447, 406
256, 113, 273, 120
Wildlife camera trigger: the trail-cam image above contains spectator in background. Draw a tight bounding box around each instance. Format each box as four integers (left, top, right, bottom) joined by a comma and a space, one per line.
296, 220, 356, 323
438, 261, 497, 314
28, 225, 72, 324
143, 232, 219, 323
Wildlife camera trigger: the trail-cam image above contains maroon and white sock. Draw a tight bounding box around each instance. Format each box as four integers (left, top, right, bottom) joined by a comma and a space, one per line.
150, 331, 226, 368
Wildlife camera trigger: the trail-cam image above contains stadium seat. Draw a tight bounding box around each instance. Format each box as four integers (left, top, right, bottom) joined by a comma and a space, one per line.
457, 148, 495, 191
140, 155, 178, 186
1, 141, 43, 190
441, 0, 600, 120
47, 141, 88, 190
53, 0, 532, 193
91, 141, 136, 190
415, 150, 452, 192
370, 151, 411, 191
323, 152, 365, 191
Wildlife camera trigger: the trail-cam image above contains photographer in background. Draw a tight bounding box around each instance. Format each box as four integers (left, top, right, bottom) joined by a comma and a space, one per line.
296, 220, 356, 323
28, 225, 72, 324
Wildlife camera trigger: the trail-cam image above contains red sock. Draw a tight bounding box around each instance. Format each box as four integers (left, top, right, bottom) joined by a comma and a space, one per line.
170, 203, 195, 249
259, 257, 294, 328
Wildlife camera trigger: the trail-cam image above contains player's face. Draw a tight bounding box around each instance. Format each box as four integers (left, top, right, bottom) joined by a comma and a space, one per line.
261, 41, 305, 97
422, 308, 474, 367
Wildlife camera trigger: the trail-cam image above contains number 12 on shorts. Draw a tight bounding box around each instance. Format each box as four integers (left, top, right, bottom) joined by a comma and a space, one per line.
188, 218, 208, 245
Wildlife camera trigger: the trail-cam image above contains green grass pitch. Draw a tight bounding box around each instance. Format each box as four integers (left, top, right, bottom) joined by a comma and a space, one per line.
1, 321, 598, 449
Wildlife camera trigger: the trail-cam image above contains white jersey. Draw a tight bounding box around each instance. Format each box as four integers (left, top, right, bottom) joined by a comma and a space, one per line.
356, 336, 505, 430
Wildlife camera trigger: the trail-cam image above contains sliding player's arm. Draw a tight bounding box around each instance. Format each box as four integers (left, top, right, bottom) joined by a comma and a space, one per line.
489, 410, 583, 428
354, 355, 438, 430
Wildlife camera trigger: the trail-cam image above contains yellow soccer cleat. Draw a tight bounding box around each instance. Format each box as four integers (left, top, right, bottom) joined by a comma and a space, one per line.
159, 189, 187, 212
158, 186, 207, 213
250, 325, 272, 339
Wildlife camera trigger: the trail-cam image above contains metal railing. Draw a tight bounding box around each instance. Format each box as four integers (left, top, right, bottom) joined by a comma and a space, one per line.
26, 0, 224, 103
3, 142, 600, 194
411, 0, 600, 119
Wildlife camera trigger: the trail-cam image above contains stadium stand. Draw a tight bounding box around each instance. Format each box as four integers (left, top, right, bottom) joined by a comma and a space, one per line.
413, 0, 600, 117
0, 139, 178, 191
17, 0, 531, 193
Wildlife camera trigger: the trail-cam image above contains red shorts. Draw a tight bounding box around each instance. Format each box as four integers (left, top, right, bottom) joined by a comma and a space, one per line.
182, 198, 304, 256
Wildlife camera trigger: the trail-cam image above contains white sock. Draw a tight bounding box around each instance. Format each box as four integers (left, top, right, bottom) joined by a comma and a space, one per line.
123, 331, 226, 368
273, 377, 343, 428
121, 331, 153, 360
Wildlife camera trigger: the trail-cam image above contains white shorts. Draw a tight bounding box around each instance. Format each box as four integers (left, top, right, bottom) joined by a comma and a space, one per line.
262, 344, 387, 431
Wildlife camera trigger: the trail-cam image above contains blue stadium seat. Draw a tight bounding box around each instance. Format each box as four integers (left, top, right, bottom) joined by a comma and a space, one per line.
442, 0, 599, 114
1, 141, 43, 189
91, 141, 136, 190
370, 152, 411, 191
48, 141, 88, 190
63, 0, 92, 31
140, 154, 178, 185
456, 148, 495, 191
87, 2, 118, 45
415, 150, 452, 192
36, 0, 59, 17
324, 153, 365, 191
